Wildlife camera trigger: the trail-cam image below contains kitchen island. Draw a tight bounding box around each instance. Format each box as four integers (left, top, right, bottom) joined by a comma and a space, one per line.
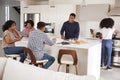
15, 37, 101, 80
49, 38, 101, 80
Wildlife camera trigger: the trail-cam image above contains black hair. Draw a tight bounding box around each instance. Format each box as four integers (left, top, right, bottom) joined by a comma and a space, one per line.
2, 20, 16, 32
99, 18, 114, 29
70, 13, 76, 18
25, 20, 34, 27
37, 21, 46, 29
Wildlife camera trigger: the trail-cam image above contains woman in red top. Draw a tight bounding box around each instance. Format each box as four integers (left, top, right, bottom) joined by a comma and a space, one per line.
22, 20, 35, 37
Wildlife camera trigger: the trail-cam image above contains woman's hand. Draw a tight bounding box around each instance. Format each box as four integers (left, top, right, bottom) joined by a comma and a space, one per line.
14, 36, 23, 41
14, 29, 22, 38
4, 34, 22, 44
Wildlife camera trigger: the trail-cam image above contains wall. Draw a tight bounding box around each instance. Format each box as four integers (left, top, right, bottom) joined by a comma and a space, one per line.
9, 7, 20, 30
0, 5, 5, 37
49, 0, 115, 5
111, 17, 120, 30
21, 4, 76, 37
0, 6, 20, 36
77, 4, 109, 37
21, 0, 117, 38
0, 0, 20, 37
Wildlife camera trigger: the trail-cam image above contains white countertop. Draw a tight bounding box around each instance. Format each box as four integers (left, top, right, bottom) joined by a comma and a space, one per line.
15, 37, 101, 49
55, 38, 101, 49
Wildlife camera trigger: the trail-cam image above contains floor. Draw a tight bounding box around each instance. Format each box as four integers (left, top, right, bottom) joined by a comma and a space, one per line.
100, 67, 120, 80
0, 41, 120, 80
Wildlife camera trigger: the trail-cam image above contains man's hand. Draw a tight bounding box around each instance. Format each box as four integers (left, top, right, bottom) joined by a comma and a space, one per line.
52, 38, 56, 42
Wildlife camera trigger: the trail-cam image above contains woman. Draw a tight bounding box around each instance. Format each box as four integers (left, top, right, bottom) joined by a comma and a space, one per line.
2, 20, 25, 63
100, 18, 119, 70
22, 20, 35, 37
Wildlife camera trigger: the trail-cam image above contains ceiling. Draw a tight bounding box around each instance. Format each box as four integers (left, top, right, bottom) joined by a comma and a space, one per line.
0, 0, 115, 6
0, 0, 50, 6
0, 0, 20, 6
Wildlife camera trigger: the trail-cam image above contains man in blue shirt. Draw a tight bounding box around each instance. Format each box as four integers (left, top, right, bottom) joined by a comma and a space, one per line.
60, 13, 80, 40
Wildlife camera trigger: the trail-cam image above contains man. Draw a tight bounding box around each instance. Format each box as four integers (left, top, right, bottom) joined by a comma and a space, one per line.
60, 13, 80, 40
28, 21, 55, 69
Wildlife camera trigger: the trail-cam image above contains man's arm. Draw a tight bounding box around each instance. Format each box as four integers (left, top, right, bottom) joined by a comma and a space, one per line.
44, 34, 55, 46
60, 23, 65, 39
75, 22, 80, 39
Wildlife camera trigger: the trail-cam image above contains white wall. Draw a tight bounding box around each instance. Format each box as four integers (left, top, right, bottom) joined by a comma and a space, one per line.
21, 4, 76, 38
111, 17, 120, 30
49, 0, 115, 5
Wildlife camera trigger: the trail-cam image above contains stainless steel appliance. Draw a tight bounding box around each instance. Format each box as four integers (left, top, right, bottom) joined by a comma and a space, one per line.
24, 13, 40, 28
45, 23, 55, 34
112, 34, 120, 67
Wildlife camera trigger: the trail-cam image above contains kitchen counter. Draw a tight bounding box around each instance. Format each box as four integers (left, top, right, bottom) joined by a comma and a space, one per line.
113, 38, 120, 40
55, 38, 101, 49
49, 38, 101, 80
15, 37, 101, 80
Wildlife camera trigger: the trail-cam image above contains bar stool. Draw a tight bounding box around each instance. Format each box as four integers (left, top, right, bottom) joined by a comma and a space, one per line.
57, 49, 78, 75
5, 54, 20, 60
24, 48, 48, 67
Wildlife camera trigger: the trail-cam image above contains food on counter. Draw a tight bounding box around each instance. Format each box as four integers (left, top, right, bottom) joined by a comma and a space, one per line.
76, 40, 86, 44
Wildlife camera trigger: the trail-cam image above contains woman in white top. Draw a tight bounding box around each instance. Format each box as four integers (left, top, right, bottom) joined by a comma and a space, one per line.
100, 18, 119, 70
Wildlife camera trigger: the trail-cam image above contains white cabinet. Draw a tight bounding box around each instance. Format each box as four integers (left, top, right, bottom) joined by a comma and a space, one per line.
78, 4, 109, 21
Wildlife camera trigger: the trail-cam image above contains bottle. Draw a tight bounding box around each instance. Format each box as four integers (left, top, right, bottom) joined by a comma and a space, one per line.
90, 29, 94, 38
90, 32, 94, 38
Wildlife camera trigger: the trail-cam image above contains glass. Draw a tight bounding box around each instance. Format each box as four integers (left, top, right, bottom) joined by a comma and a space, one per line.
23, 13, 40, 29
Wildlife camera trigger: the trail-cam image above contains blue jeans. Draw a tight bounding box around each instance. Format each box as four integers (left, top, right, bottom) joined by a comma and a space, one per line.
4, 47, 25, 63
101, 39, 112, 67
40, 53, 55, 69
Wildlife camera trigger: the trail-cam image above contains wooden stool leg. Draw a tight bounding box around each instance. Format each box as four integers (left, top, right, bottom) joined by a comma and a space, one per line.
13, 57, 17, 60
57, 64, 61, 71
29, 63, 32, 65
75, 65, 78, 75
66, 64, 69, 73
39, 63, 43, 68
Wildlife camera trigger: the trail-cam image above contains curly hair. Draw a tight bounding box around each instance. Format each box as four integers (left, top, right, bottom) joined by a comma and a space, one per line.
25, 20, 34, 27
2, 20, 16, 32
99, 18, 114, 29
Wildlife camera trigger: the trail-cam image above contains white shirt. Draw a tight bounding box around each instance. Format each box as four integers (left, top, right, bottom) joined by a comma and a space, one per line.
100, 28, 115, 39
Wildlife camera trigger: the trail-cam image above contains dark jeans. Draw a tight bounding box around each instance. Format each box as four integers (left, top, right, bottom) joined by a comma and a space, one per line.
40, 53, 55, 69
4, 47, 25, 63
101, 39, 112, 67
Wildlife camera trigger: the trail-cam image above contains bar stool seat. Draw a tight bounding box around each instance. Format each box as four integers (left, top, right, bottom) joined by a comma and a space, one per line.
5, 54, 20, 60
26, 58, 48, 65
61, 55, 74, 64
57, 49, 78, 75
24, 48, 48, 68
